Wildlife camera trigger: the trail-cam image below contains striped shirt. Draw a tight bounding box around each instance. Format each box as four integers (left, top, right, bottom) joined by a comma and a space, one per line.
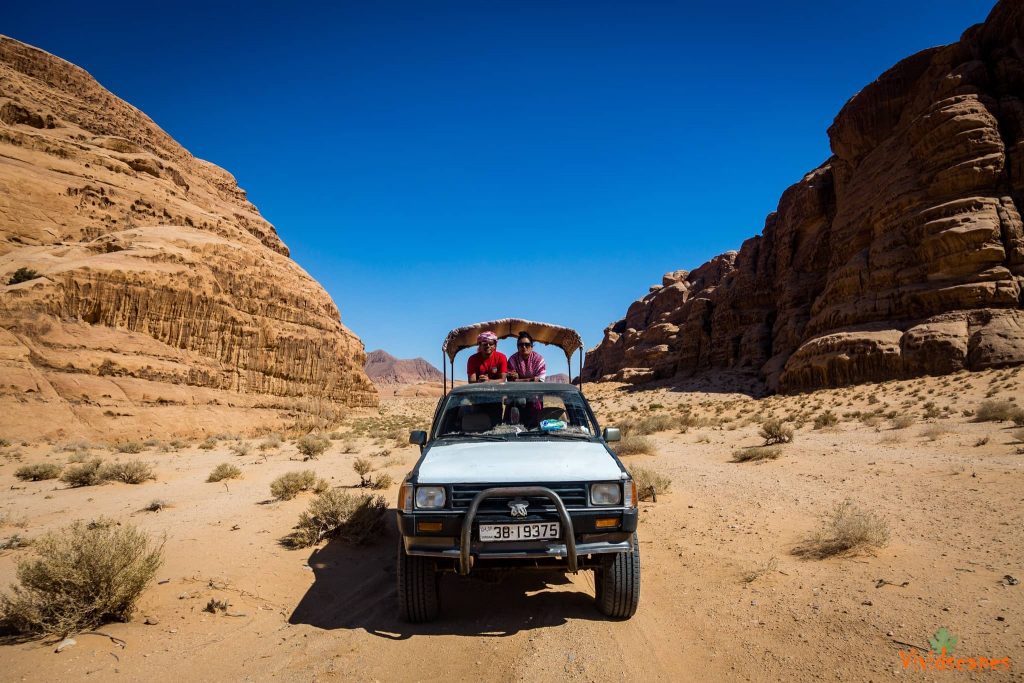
508, 351, 546, 381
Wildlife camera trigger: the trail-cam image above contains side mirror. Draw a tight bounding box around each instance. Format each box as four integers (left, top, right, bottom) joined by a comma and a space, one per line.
409, 430, 427, 446
603, 427, 621, 443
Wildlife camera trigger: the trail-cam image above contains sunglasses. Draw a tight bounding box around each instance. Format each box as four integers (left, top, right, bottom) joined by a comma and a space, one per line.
517, 342, 532, 348
481, 341, 496, 347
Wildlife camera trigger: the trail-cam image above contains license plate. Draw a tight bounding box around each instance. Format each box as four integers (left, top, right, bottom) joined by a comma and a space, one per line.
479, 522, 560, 542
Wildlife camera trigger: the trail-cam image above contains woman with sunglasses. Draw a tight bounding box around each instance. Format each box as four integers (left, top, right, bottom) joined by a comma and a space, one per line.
467, 331, 507, 383
507, 331, 546, 382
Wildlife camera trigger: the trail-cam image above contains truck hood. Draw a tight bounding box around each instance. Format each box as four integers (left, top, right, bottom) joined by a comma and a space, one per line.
416, 440, 624, 484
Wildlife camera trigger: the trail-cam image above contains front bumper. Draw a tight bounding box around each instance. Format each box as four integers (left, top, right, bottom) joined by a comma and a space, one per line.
398, 485, 638, 574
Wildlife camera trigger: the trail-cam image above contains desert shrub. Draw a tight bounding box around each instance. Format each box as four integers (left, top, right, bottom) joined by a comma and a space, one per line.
198, 436, 218, 450
143, 438, 162, 448
612, 435, 654, 456
0, 519, 163, 636
114, 441, 144, 454
890, 415, 915, 430
370, 472, 393, 490
634, 414, 674, 435
258, 434, 283, 451
229, 442, 251, 457
297, 434, 330, 459
631, 466, 671, 501
974, 436, 990, 447
143, 499, 171, 512
1013, 411, 1024, 427
100, 460, 154, 484
15, 463, 62, 481
0, 438, 10, 447
974, 400, 1017, 422
7, 267, 41, 286
919, 425, 950, 442
759, 419, 794, 445
60, 459, 104, 487
207, 463, 241, 483
168, 439, 187, 450
270, 470, 323, 500
732, 446, 781, 462
204, 598, 229, 614
793, 500, 890, 559
813, 411, 838, 429
353, 458, 373, 486
282, 490, 388, 548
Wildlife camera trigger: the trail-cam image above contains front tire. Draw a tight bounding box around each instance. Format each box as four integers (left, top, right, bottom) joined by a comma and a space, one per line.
397, 537, 440, 622
595, 533, 640, 618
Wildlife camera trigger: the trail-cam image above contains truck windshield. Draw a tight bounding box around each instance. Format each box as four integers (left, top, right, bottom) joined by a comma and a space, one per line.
434, 390, 597, 439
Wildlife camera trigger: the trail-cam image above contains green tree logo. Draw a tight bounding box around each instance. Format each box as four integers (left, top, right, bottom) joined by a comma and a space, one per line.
929, 628, 958, 655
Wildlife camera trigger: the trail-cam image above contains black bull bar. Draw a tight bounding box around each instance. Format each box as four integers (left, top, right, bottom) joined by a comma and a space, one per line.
459, 486, 577, 575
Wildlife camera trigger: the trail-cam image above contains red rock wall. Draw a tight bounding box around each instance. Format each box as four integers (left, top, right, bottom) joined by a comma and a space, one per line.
585, 0, 1024, 391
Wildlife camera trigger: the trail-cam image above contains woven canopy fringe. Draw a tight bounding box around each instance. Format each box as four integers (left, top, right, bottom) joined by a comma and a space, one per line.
442, 318, 583, 363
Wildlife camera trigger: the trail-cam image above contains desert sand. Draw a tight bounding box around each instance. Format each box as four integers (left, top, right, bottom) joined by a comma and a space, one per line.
1, 367, 1022, 681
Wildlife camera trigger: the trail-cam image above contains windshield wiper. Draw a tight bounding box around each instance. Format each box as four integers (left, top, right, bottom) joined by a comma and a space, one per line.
517, 430, 592, 439
436, 432, 509, 441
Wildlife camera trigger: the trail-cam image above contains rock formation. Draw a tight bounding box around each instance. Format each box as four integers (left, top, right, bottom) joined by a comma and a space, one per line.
0, 36, 376, 440
365, 350, 443, 385
585, 0, 1024, 392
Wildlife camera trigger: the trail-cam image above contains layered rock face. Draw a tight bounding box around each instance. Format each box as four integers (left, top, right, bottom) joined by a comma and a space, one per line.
585, 0, 1024, 392
0, 36, 376, 440
364, 350, 442, 385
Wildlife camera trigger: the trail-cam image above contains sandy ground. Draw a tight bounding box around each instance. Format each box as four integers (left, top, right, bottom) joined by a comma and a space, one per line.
1, 368, 1023, 681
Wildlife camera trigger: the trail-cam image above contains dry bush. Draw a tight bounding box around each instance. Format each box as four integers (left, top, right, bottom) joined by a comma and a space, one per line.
100, 460, 155, 484
60, 459, 105, 487
207, 463, 241, 483
0, 519, 163, 636
258, 434, 283, 451
198, 437, 218, 450
974, 400, 1019, 422
974, 436, 990, 447
370, 472, 393, 490
793, 500, 890, 559
281, 490, 388, 548
15, 463, 62, 481
203, 598, 229, 614
229, 442, 251, 457
813, 411, 838, 429
113, 441, 144, 454
143, 499, 171, 512
631, 466, 671, 501
297, 434, 330, 459
890, 415, 915, 430
270, 470, 324, 500
759, 419, 794, 445
612, 435, 654, 456
732, 446, 781, 462
919, 425, 950, 442
741, 556, 778, 583
353, 458, 373, 487
168, 439, 188, 450
634, 414, 674, 435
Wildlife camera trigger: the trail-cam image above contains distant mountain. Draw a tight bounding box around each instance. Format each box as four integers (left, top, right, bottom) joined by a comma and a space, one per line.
547, 373, 570, 384
365, 350, 443, 385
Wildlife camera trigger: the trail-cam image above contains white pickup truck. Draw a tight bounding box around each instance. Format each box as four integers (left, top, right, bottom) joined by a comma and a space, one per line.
396, 320, 640, 622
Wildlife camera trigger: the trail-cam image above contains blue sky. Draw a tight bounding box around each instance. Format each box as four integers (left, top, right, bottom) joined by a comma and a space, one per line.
6, 0, 996, 378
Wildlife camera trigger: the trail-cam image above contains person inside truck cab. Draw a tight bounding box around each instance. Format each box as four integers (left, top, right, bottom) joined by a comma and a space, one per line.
467, 331, 507, 383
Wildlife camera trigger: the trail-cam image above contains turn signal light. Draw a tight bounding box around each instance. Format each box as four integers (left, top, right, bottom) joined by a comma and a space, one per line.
595, 518, 619, 529
417, 521, 443, 533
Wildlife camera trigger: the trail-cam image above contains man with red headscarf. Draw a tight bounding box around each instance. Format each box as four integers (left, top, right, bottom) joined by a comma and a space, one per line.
467, 331, 507, 383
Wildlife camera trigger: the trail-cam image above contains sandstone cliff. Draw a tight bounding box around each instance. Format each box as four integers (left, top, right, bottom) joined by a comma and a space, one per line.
365, 350, 443, 385
585, 0, 1024, 392
0, 36, 376, 440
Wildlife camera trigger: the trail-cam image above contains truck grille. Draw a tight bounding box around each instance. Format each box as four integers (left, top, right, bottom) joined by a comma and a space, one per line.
450, 483, 589, 512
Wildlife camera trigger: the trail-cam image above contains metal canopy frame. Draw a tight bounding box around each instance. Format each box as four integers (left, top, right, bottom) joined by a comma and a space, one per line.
440, 318, 585, 395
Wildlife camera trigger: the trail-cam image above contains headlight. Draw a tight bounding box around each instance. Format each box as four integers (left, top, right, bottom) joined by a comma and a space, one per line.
590, 482, 622, 506
415, 486, 446, 509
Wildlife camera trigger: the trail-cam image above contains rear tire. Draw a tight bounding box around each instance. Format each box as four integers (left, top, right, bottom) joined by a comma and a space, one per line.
595, 533, 640, 618
397, 537, 440, 622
